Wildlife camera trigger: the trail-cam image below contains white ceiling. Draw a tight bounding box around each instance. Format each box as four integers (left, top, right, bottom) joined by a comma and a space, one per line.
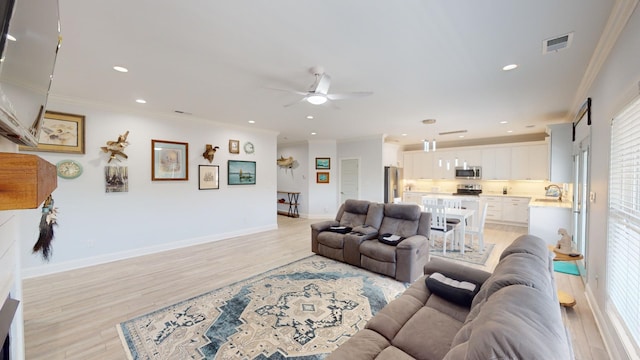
50, 0, 615, 146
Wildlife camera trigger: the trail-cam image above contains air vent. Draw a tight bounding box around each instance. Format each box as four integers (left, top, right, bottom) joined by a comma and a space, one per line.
543, 32, 574, 54
439, 130, 467, 136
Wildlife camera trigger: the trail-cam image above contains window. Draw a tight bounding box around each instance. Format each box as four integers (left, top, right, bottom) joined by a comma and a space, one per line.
608, 96, 640, 357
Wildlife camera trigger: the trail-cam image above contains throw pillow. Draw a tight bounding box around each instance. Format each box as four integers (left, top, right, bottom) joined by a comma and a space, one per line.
378, 233, 405, 246
426, 272, 479, 307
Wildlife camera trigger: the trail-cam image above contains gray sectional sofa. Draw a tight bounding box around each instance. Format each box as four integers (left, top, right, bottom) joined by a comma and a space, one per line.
327, 234, 574, 359
311, 199, 431, 282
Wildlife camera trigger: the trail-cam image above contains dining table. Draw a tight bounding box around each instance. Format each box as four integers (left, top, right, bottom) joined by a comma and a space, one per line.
445, 207, 476, 255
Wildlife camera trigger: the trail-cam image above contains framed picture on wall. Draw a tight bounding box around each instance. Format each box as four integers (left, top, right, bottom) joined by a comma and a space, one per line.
229, 139, 240, 154
316, 171, 330, 183
18, 111, 86, 154
151, 139, 189, 180
199, 165, 219, 190
315, 157, 330, 169
228, 160, 256, 185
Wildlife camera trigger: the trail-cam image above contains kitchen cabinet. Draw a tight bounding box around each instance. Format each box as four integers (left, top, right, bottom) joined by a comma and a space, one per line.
483, 196, 503, 221
510, 144, 548, 180
482, 195, 530, 225
548, 123, 573, 183
402, 192, 424, 205
481, 148, 511, 180
413, 151, 433, 179
529, 205, 572, 246
501, 197, 530, 223
403, 152, 416, 179
433, 150, 455, 179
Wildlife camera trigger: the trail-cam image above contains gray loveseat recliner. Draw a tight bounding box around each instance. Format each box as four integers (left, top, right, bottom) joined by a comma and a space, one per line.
311, 199, 431, 283
327, 234, 574, 359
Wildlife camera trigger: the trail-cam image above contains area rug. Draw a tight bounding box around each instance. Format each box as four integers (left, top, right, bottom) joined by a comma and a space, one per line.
553, 261, 580, 276
429, 238, 495, 266
117, 255, 408, 360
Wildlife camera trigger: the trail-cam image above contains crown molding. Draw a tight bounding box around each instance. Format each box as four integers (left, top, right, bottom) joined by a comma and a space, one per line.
571, 0, 639, 114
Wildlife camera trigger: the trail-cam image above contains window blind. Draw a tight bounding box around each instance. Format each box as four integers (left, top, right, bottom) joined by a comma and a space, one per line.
608, 96, 640, 354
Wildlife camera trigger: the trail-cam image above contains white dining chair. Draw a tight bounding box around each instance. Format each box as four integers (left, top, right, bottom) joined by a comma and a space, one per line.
466, 203, 488, 253
424, 204, 459, 254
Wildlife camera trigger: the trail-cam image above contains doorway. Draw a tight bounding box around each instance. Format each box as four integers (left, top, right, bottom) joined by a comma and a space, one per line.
340, 158, 359, 204
572, 119, 591, 280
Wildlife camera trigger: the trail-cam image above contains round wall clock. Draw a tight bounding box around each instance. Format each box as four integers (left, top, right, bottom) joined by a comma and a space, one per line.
56, 160, 83, 179
244, 141, 255, 154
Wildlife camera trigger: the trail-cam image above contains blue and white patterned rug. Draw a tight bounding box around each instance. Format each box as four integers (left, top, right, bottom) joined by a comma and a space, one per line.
429, 238, 495, 265
117, 255, 408, 359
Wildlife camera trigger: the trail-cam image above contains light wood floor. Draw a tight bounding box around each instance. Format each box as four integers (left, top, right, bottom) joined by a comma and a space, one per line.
22, 217, 607, 359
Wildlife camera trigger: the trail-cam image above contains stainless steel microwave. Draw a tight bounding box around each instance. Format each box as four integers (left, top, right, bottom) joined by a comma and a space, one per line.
455, 166, 481, 179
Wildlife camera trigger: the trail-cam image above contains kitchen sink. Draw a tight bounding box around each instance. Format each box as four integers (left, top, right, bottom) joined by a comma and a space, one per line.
534, 198, 561, 202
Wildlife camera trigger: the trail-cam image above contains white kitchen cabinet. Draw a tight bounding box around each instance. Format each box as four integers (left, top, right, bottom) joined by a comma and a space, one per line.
433, 150, 455, 179
529, 205, 572, 246
510, 144, 548, 180
455, 149, 483, 168
548, 123, 573, 183
402, 192, 423, 205
403, 152, 416, 179
483, 196, 503, 221
481, 148, 511, 180
413, 151, 434, 179
501, 197, 530, 223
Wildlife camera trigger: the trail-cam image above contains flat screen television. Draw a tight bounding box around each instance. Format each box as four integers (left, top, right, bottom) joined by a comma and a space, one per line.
0, 0, 60, 146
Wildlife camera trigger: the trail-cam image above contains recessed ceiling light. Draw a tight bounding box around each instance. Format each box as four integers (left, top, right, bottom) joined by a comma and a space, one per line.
306, 115, 314, 120
401, 133, 407, 137
135, 99, 146, 104
500, 121, 508, 124
248, 120, 255, 124
6, 34, 16, 41
113, 66, 128, 73
459, 135, 465, 138
507, 130, 513, 133
310, 132, 317, 135
502, 64, 518, 71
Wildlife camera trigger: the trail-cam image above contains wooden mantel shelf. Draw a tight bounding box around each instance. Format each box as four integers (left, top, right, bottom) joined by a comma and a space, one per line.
0, 153, 57, 210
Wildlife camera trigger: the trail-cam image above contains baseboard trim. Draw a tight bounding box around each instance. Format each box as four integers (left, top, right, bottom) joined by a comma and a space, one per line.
584, 284, 624, 360
21, 224, 278, 279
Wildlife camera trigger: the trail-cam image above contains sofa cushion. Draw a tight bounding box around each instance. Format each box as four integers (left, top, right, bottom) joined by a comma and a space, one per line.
379, 204, 421, 237
393, 306, 464, 360
470, 252, 555, 312
445, 285, 571, 360
326, 328, 390, 360
499, 234, 550, 264
316, 231, 346, 249
426, 272, 479, 307
339, 200, 371, 227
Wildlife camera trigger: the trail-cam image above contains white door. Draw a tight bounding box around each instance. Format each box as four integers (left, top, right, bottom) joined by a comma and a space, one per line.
340, 158, 359, 204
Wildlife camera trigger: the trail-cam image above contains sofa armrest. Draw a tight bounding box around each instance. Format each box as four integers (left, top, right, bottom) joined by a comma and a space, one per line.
424, 257, 492, 285
397, 235, 427, 250
310, 220, 340, 232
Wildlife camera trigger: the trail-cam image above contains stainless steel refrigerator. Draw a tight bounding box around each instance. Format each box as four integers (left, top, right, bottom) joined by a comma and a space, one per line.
384, 166, 403, 203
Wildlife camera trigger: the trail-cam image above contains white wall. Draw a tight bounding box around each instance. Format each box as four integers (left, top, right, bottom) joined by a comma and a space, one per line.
19, 99, 279, 277
582, 4, 640, 359
338, 136, 385, 202
307, 140, 338, 218
276, 143, 309, 216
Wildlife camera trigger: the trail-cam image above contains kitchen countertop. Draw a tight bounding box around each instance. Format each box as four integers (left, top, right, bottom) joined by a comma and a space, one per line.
404, 191, 573, 208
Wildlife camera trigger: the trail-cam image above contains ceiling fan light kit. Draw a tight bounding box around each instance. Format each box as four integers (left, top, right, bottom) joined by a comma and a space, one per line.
273, 66, 372, 107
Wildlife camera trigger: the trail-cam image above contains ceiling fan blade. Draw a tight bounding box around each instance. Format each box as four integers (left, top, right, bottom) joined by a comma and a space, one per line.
283, 97, 308, 108
266, 86, 309, 96
326, 91, 373, 101
312, 73, 331, 95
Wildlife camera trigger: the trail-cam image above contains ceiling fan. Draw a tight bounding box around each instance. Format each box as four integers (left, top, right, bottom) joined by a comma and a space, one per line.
272, 66, 373, 107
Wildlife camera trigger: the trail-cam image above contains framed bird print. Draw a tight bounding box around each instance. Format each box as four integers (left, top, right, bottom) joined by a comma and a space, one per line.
152, 139, 189, 180
19, 111, 86, 154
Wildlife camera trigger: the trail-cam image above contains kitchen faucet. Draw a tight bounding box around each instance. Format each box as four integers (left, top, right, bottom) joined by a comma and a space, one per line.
544, 184, 562, 202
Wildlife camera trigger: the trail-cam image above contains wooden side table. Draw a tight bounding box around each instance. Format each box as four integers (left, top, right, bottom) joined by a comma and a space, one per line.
548, 245, 583, 308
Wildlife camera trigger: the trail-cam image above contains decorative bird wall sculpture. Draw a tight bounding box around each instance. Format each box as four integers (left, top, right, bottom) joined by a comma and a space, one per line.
101, 130, 130, 163
203, 144, 220, 163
